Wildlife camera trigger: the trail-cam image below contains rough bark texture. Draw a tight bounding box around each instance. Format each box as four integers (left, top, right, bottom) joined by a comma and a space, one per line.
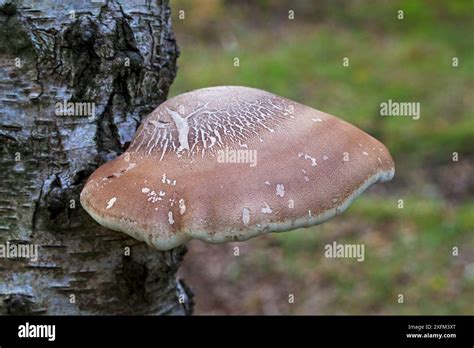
0, 0, 193, 315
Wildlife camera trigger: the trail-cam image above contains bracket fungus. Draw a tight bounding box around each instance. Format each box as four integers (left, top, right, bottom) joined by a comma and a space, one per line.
80, 86, 395, 250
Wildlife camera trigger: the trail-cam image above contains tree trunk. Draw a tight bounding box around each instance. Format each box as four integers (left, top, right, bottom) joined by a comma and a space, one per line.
0, 0, 193, 315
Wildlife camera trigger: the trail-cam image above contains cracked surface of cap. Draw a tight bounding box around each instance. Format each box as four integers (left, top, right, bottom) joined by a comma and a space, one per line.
80, 86, 395, 250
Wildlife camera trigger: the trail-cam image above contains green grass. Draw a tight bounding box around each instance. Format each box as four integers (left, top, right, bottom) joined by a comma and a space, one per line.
267, 196, 474, 314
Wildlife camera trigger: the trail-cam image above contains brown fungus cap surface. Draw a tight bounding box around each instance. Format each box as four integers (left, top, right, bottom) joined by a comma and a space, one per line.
80, 86, 395, 250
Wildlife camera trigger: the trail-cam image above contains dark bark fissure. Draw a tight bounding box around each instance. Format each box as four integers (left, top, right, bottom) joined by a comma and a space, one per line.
0, 0, 193, 315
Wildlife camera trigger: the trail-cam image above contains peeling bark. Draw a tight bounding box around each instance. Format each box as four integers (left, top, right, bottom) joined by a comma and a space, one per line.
0, 0, 193, 315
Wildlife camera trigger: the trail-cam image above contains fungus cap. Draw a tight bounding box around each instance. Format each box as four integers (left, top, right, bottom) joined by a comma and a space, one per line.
80, 86, 395, 250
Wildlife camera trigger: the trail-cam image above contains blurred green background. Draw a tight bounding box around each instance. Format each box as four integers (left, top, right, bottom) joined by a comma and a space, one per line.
171, 0, 474, 314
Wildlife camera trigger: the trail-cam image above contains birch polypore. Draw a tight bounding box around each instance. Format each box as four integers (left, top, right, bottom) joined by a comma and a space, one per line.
81, 86, 395, 250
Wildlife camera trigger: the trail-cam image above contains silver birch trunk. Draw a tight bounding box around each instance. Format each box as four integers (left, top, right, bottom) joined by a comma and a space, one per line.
0, 0, 193, 315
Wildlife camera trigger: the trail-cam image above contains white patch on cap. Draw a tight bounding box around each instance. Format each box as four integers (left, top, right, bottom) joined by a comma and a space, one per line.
363, 151, 369, 156
261, 202, 273, 214
301, 169, 309, 182
311, 118, 322, 122
208, 136, 217, 148
242, 208, 250, 225
168, 211, 175, 225
106, 197, 117, 210
297, 152, 317, 166
143, 189, 163, 203
305, 154, 317, 166
166, 107, 191, 152
265, 181, 271, 186
179, 199, 186, 215
126, 163, 136, 170
276, 184, 285, 197
323, 155, 329, 160
162, 173, 176, 186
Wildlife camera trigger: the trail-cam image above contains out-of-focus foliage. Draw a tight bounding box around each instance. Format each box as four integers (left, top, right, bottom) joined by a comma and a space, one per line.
172, 0, 474, 314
